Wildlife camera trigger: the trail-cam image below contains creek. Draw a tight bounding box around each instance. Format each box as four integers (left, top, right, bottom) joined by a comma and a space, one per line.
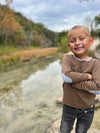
0, 54, 100, 133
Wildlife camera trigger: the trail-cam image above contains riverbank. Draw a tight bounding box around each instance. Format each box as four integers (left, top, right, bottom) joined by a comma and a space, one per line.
0, 54, 63, 90
0, 49, 100, 133
0, 47, 58, 72
0, 47, 58, 60
0, 54, 63, 133
47, 111, 100, 133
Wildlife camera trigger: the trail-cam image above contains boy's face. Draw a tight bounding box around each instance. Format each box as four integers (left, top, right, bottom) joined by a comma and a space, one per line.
68, 28, 94, 59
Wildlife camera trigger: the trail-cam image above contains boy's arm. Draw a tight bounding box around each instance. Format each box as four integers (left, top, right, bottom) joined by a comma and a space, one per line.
62, 54, 89, 83
72, 60, 100, 94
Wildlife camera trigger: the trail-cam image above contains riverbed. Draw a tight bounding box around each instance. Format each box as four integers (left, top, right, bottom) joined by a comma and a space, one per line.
0, 54, 100, 133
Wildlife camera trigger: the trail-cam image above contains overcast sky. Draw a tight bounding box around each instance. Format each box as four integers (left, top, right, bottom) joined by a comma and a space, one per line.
1, 0, 100, 32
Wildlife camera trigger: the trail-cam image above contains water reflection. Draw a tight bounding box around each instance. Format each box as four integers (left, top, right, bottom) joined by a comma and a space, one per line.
20, 60, 62, 99
0, 58, 63, 133
0, 56, 100, 133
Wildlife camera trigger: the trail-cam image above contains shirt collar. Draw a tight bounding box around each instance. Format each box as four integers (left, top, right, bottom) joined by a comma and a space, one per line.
73, 54, 92, 62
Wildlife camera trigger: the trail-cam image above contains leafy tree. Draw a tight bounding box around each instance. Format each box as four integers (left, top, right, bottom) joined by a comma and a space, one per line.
0, 0, 59, 47
94, 14, 100, 27
58, 32, 69, 52
0, 5, 23, 44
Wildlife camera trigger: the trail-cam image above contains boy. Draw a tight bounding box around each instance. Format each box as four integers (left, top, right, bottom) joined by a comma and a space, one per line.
60, 25, 100, 133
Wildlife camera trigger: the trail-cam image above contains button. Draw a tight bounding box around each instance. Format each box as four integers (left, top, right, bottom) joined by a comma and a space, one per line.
91, 105, 93, 108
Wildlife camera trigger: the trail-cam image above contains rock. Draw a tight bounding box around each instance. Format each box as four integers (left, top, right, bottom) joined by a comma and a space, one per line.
94, 51, 100, 60
95, 95, 100, 103
46, 117, 100, 133
46, 118, 76, 133
47, 95, 100, 133
20, 56, 32, 62
37, 55, 46, 59
46, 119, 61, 133
95, 95, 100, 108
56, 96, 63, 104
56, 96, 100, 107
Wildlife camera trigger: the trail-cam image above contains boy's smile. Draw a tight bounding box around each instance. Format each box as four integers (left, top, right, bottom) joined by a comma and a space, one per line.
68, 28, 94, 59
74, 44, 84, 51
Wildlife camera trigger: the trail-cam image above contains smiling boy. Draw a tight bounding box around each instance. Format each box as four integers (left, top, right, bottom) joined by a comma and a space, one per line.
60, 25, 100, 133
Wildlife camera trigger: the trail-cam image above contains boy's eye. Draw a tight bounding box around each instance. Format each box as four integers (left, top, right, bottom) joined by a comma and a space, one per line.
80, 37, 85, 41
69, 40, 75, 43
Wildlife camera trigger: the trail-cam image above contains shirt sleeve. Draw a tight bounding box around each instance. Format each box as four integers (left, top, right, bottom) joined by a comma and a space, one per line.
72, 59, 100, 94
62, 54, 89, 83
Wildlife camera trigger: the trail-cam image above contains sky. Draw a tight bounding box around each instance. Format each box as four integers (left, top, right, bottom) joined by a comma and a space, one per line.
0, 0, 100, 32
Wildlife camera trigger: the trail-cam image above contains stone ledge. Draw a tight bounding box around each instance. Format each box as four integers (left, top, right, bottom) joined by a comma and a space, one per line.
56, 96, 100, 107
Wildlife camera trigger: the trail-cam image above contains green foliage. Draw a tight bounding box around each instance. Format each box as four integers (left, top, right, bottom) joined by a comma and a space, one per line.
58, 30, 68, 42
94, 14, 100, 26
14, 12, 58, 47
58, 36, 69, 53
87, 50, 94, 57
0, 56, 20, 72
0, 5, 59, 47
57, 30, 69, 53
0, 45, 40, 56
94, 14, 100, 38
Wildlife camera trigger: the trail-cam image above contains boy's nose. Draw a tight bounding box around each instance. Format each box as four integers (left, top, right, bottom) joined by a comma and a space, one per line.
75, 39, 80, 45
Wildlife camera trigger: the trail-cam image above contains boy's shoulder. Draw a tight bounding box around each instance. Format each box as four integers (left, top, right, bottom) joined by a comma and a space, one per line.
63, 53, 73, 58
91, 57, 100, 63
91, 58, 100, 68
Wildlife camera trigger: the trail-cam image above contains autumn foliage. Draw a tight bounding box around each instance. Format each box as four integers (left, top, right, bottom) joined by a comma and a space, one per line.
0, 4, 23, 44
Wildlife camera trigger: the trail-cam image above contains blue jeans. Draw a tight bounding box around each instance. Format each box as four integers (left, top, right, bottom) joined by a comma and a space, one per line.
60, 104, 95, 133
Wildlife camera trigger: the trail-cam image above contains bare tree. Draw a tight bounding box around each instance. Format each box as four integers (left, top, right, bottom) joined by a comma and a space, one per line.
0, 0, 12, 5
6, 0, 13, 5
84, 17, 94, 33
78, 0, 94, 2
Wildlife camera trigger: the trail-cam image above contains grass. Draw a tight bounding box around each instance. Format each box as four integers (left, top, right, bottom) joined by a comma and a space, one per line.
87, 49, 95, 57
0, 46, 58, 72
0, 45, 95, 73
0, 45, 42, 56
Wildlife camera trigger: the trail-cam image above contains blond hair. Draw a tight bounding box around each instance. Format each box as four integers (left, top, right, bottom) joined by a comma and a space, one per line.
68, 25, 91, 39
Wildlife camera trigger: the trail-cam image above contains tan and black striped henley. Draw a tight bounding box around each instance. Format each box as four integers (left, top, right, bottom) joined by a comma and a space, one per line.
62, 54, 100, 109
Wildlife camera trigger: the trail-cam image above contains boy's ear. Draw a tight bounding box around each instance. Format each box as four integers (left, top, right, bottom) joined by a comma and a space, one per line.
68, 43, 70, 48
89, 37, 94, 46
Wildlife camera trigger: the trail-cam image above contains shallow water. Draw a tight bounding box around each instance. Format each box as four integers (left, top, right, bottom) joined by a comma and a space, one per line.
0, 55, 100, 133
0, 55, 63, 133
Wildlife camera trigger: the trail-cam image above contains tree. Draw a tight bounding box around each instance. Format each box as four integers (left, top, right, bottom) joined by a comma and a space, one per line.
78, 0, 94, 2
84, 17, 94, 34
94, 14, 100, 27
34, 32, 42, 46
58, 32, 69, 52
0, 5, 23, 42
6, 0, 13, 5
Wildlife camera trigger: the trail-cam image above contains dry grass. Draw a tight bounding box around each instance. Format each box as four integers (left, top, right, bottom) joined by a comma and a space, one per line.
0, 47, 58, 60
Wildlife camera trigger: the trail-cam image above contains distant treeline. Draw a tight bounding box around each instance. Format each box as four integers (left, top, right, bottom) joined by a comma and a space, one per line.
0, 5, 60, 47
0, 4, 100, 52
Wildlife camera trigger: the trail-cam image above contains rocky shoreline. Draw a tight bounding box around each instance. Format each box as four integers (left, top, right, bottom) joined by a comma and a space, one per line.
46, 95, 100, 133
46, 116, 100, 133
